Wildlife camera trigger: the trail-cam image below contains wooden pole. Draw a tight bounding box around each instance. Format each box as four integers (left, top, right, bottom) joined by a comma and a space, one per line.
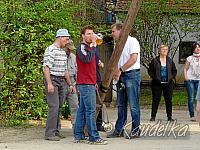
100, 0, 141, 101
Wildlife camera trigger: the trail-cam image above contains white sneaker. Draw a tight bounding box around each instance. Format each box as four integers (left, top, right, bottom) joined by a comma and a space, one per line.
190, 116, 196, 122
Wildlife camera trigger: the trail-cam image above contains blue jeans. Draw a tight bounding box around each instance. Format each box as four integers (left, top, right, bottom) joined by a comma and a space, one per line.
115, 70, 141, 134
74, 85, 100, 141
184, 80, 199, 117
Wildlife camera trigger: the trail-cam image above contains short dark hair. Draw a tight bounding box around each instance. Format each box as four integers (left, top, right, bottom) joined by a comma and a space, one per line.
111, 23, 123, 30
192, 42, 200, 52
81, 25, 95, 35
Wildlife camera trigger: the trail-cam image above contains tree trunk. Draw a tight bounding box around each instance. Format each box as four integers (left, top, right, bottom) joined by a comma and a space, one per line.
100, 0, 141, 101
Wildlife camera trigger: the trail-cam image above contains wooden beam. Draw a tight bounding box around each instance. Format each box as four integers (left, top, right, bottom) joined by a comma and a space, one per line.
100, 0, 141, 101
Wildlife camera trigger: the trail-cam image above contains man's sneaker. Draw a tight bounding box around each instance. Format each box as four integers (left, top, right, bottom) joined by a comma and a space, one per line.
107, 130, 123, 138
190, 116, 196, 122
87, 138, 108, 145
74, 138, 87, 143
44, 136, 60, 141
55, 133, 66, 139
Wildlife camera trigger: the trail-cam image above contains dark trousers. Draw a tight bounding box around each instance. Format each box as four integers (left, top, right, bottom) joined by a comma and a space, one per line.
151, 81, 174, 119
96, 82, 103, 129
96, 109, 103, 129
44, 76, 66, 137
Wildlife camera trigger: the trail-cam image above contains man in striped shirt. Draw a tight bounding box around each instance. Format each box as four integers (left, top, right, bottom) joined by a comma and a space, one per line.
43, 29, 76, 141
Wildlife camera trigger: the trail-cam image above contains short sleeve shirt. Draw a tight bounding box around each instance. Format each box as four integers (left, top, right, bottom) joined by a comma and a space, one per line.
118, 36, 140, 71
186, 56, 200, 80
43, 44, 67, 76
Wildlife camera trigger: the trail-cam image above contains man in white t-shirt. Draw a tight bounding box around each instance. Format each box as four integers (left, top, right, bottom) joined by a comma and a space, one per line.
107, 23, 141, 139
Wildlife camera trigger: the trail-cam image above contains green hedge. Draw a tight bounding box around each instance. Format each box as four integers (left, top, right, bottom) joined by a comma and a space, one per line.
0, 0, 94, 124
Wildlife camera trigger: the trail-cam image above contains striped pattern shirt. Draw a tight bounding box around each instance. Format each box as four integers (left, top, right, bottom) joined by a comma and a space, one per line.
43, 44, 67, 76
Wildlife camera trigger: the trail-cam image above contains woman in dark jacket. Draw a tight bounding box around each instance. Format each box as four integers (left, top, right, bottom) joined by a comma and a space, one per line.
148, 45, 177, 122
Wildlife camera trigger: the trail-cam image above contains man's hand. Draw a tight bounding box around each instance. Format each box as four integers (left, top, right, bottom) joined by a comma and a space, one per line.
47, 83, 54, 93
113, 69, 121, 81
98, 60, 104, 68
69, 85, 76, 94
184, 76, 189, 81
91, 33, 97, 46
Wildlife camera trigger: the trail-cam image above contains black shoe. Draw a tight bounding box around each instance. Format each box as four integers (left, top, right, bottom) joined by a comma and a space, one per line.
167, 118, 175, 122
107, 130, 123, 138
97, 126, 106, 132
124, 131, 140, 139
150, 117, 155, 121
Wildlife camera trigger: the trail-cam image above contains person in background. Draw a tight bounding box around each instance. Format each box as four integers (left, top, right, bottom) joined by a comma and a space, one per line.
43, 29, 76, 141
63, 40, 79, 129
184, 42, 200, 121
148, 44, 177, 122
107, 23, 141, 139
95, 46, 105, 132
74, 25, 108, 145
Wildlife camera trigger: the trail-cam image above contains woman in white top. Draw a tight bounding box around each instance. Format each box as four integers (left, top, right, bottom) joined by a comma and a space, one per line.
184, 42, 200, 121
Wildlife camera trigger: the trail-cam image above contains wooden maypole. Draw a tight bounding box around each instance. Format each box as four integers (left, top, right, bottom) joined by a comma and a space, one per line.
100, 0, 141, 101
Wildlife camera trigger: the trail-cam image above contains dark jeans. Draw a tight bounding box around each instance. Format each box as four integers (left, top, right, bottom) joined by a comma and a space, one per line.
96, 109, 103, 129
151, 81, 174, 119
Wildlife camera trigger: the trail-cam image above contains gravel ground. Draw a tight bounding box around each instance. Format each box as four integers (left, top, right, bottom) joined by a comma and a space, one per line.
0, 108, 200, 150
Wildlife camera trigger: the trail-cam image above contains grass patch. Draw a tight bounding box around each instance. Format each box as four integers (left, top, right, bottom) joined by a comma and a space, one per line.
140, 86, 188, 109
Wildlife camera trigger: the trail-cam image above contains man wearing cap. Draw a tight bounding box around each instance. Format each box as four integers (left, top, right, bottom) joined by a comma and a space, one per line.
63, 40, 79, 129
43, 29, 76, 141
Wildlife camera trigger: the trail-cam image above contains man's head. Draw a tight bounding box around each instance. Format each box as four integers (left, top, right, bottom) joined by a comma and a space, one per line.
111, 23, 123, 40
63, 39, 75, 56
55, 29, 70, 48
81, 25, 95, 45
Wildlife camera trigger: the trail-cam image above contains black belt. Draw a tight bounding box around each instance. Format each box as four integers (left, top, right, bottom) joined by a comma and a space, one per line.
50, 74, 65, 79
121, 69, 140, 74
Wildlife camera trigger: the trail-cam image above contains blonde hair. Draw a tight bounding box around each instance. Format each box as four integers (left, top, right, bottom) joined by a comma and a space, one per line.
159, 44, 169, 51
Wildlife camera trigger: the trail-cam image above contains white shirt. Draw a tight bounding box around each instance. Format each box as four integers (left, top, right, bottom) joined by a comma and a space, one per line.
118, 36, 140, 71
186, 55, 200, 80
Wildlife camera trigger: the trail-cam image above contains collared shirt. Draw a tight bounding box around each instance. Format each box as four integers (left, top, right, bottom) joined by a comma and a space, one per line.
43, 44, 67, 76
